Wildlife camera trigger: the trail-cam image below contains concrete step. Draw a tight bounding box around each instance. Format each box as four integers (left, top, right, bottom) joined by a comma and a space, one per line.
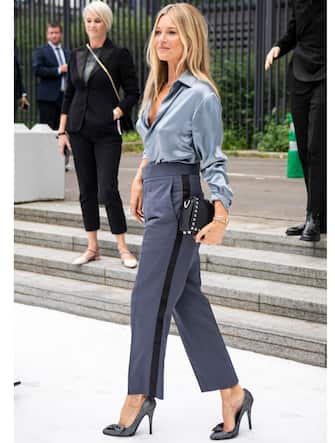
14, 243, 326, 323
15, 220, 327, 288
14, 201, 326, 258
14, 270, 327, 367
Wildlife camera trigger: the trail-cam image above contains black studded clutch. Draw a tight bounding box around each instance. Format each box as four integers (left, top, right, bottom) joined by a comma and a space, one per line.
179, 196, 214, 235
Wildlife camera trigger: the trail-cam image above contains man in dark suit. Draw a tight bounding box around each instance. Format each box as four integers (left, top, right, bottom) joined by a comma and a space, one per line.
14, 42, 29, 120
32, 23, 71, 169
32, 23, 71, 130
265, 0, 326, 242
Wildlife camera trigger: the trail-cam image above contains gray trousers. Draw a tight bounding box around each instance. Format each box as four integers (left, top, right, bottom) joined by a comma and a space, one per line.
127, 162, 239, 399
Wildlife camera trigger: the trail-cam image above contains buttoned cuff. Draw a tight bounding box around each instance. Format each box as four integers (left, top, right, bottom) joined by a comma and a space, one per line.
211, 194, 232, 212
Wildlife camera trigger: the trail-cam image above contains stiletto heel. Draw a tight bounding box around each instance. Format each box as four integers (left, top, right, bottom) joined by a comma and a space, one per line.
148, 411, 154, 434
103, 396, 156, 437
247, 406, 252, 430
210, 388, 254, 440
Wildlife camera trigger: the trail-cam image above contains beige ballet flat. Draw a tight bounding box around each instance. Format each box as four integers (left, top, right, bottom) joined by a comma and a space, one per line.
72, 248, 101, 265
118, 249, 137, 268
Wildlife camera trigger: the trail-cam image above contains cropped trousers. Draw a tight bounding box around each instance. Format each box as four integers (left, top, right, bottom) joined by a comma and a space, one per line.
127, 162, 239, 400
69, 126, 127, 235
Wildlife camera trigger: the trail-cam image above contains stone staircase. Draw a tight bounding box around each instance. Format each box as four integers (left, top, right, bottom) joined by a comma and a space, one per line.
14, 202, 327, 367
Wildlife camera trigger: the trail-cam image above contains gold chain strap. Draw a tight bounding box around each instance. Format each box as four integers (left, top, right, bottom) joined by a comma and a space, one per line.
86, 43, 122, 135
85, 43, 121, 101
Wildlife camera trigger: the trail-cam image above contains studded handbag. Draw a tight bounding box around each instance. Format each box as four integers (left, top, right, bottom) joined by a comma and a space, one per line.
179, 196, 214, 235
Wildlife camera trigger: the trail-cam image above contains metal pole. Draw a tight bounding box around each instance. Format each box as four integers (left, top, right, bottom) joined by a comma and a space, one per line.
152, 0, 159, 20
253, 0, 265, 132
265, 0, 274, 119
64, 0, 70, 49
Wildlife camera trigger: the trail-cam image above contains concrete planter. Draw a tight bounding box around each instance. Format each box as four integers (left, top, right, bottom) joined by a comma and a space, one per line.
14, 124, 64, 203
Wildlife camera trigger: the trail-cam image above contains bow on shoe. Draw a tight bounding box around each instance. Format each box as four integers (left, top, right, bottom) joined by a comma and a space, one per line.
212, 422, 224, 433
104, 424, 126, 433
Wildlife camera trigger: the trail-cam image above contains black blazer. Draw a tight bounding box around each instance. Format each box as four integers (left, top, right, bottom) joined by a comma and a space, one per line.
62, 38, 140, 136
275, 0, 326, 83
32, 44, 71, 101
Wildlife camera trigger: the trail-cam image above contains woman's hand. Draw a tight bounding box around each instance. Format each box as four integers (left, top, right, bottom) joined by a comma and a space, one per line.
194, 220, 227, 245
265, 46, 281, 70
58, 134, 72, 156
130, 176, 144, 224
113, 106, 124, 120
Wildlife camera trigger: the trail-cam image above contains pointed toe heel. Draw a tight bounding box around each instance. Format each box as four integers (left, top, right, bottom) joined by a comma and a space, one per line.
210, 388, 254, 440
102, 396, 156, 437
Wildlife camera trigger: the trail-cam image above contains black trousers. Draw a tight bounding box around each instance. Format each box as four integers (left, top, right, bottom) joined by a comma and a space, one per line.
37, 92, 64, 130
69, 127, 127, 234
290, 79, 327, 232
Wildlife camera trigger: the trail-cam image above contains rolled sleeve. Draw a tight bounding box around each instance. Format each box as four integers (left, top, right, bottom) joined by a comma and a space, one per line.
192, 93, 233, 211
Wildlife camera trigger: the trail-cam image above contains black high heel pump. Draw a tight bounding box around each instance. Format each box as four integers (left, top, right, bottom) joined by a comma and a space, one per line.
210, 388, 253, 440
102, 397, 156, 437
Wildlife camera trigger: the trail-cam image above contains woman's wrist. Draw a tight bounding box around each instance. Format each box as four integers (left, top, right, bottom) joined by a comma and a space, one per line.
212, 215, 229, 226
213, 200, 229, 216
56, 130, 67, 139
135, 161, 148, 182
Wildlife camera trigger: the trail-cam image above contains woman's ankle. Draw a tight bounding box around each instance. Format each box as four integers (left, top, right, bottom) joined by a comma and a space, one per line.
126, 394, 146, 407
220, 384, 243, 403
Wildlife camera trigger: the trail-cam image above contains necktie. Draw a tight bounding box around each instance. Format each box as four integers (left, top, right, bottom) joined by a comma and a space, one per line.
55, 47, 66, 91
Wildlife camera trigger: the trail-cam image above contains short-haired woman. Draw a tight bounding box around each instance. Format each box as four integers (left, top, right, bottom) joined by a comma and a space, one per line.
58, 0, 140, 268
102, 3, 253, 440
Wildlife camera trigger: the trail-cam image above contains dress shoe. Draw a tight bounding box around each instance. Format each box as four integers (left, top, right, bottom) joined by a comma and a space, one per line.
300, 212, 320, 242
210, 388, 254, 440
286, 223, 305, 236
103, 397, 156, 437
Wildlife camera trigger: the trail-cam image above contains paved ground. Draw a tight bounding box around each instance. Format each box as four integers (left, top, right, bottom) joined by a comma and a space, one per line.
14, 303, 326, 443
65, 153, 306, 222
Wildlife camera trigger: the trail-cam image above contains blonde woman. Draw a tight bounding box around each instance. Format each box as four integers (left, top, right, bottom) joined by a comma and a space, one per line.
58, 1, 140, 268
103, 3, 253, 440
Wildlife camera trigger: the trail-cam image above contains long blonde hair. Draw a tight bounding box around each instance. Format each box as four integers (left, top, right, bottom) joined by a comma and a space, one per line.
138, 2, 219, 115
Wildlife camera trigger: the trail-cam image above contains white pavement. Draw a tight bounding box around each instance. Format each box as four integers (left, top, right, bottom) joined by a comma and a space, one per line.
14, 303, 326, 443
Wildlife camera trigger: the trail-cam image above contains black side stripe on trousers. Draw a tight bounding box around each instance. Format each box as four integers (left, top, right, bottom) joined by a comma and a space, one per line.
149, 175, 190, 397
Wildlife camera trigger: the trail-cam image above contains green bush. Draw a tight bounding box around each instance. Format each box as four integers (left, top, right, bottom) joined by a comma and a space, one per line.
122, 131, 141, 143
212, 51, 255, 147
253, 118, 288, 152
222, 128, 248, 151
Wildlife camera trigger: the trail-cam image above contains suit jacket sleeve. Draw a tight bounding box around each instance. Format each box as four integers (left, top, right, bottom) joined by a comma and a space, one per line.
275, 2, 297, 57
117, 48, 140, 115
61, 52, 75, 114
32, 47, 60, 78
15, 54, 26, 96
